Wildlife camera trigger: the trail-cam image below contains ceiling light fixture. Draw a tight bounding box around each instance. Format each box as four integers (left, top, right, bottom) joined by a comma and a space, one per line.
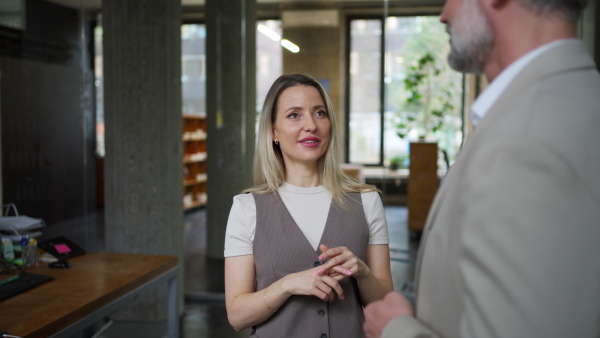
257, 24, 300, 53
257, 24, 281, 41
280, 39, 300, 53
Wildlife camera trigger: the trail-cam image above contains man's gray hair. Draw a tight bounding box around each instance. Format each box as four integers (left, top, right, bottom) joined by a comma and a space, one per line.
518, 0, 589, 21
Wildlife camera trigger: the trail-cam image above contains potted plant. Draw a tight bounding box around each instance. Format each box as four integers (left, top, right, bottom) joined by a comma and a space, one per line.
388, 155, 406, 171
396, 52, 455, 141
393, 52, 457, 233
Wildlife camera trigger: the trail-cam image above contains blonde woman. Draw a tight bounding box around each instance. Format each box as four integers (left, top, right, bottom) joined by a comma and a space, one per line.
224, 74, 393, 338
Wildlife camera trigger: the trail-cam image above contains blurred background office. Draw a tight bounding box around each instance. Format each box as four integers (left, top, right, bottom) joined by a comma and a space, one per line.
0, 0, 598, 336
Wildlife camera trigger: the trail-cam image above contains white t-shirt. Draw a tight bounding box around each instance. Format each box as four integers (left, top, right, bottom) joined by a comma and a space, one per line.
224, 183, 389, 257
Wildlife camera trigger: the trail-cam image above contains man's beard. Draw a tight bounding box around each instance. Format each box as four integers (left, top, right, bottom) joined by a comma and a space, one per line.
447, 0, 495, 74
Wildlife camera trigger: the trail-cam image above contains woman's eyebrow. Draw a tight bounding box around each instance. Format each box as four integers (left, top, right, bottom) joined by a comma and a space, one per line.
284, 105, 327, 113
284, 106, 303, 113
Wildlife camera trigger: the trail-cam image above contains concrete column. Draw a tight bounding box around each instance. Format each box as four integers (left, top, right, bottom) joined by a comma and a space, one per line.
206, 0, 256, 258
103, 0, 183, 320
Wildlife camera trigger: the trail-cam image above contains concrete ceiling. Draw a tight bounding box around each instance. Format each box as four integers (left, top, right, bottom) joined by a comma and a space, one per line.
45, 0, 432, 11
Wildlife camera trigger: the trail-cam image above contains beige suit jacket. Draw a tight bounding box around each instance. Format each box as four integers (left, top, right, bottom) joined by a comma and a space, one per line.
384, 40, 600, 337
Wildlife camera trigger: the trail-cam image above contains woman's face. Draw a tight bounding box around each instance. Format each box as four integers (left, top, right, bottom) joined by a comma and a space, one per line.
272, 85, 331, 169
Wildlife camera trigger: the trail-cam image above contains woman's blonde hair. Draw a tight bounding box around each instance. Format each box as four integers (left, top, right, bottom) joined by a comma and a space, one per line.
244, 74, 377, 208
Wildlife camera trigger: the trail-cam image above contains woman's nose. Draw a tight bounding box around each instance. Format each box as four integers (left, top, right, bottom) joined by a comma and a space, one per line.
303, 116, 317, 131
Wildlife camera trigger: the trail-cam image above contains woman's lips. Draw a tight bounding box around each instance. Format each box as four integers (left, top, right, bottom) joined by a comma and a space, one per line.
299, 137, 320, 147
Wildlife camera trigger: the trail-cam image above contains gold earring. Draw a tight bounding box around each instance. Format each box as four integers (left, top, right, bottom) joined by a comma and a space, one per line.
274, 139, 279, 145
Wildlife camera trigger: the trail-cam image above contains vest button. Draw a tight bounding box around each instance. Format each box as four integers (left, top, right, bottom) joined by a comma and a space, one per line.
320, 334, 328, 338
317, 309, 326, 316
314, 261, 322, 267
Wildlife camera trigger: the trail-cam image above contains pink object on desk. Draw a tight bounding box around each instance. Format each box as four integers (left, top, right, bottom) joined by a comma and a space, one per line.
54, 244, 72, 254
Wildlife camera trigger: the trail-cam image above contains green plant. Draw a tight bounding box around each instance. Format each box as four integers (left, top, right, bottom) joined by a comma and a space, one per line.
396, 52, 455, 140
388, 155, 406, 170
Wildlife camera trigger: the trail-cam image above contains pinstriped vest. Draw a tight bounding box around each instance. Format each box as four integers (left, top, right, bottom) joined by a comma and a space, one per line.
251, 192, 369, 338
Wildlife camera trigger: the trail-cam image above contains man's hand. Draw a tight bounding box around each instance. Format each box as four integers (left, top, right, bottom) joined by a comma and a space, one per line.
363, 291, 414, 337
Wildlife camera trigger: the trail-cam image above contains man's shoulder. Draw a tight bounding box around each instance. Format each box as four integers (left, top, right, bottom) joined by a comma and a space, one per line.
497, 47, 599, 133
521, 61, 600, 131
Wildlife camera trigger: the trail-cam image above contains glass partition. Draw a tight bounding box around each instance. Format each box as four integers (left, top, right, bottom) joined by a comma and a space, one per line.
348, 19, 383, 165
256, 19, 283, 114
0, 1, 99, 251
182, 24, 208, 117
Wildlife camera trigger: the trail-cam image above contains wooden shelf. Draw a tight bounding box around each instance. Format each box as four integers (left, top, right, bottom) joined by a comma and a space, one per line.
184, 178, 207, 187
183, 115, 207, 210
184, 200, 206, 209
183, 152, 207, 164
183, 114, 206, 120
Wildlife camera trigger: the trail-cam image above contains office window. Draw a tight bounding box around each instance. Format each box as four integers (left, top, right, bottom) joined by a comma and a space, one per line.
256, 20, 282, 114
348, 16, 463, 166
348, 19, 382, 164
94, 18, 104, 157
181, 24, 207, 116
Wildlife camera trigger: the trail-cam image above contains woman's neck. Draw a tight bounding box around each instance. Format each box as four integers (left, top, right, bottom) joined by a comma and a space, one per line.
284, 163, 321, 188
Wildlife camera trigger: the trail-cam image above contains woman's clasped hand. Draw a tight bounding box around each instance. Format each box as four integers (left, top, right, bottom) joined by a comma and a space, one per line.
280, 263, 345, 302
280, 243, 370, 303
317, 244, 370, 280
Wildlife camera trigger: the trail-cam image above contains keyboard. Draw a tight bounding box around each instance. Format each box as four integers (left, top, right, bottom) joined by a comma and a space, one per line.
0, 273, 53, 301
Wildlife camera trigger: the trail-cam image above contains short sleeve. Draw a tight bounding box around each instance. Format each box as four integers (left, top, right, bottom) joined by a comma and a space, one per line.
361, 191, 389, 245
224, 193, 256, 257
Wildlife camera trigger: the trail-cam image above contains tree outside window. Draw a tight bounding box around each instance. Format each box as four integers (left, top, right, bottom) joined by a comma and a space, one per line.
348, 16, 463, 167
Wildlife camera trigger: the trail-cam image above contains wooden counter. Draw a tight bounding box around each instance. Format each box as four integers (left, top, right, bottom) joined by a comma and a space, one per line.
0, 252, 179, 338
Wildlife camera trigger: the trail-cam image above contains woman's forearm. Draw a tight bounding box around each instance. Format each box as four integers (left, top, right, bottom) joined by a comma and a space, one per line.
356, 268, 394, 305
228, 265, 346, 330
227, 278, 290, 331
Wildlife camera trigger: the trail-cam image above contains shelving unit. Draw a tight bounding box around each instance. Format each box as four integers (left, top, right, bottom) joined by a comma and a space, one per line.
183, 114, 207, 210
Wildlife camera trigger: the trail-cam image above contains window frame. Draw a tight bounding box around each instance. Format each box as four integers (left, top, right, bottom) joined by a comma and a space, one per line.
344, 15, 386, 166
344, 11, 466, 166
